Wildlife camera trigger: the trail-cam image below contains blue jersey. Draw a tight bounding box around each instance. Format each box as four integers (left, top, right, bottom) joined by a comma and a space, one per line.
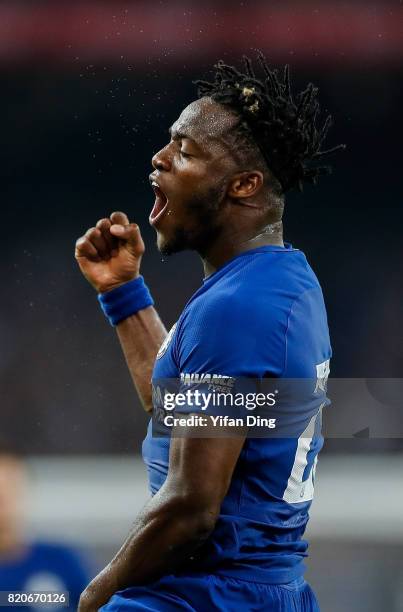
0, 541, 90, 611
142, 244, 331, 584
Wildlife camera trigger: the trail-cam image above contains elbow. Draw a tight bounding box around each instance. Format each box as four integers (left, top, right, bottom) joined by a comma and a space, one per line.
178, 508, 218, 550
190, 506, 219, 540
165, 494, 220, 539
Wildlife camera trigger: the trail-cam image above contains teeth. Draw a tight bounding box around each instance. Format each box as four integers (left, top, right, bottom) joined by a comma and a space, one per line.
151, 182, 167, 205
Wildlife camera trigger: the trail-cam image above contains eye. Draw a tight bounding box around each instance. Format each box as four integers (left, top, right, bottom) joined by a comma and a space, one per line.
180, 150, 192, 158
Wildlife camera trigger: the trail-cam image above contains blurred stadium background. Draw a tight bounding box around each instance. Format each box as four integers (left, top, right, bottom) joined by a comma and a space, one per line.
1, 1, 402, 610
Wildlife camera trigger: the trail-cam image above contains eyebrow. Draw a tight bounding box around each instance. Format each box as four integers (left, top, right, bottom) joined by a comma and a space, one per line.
168, 126, 199, 145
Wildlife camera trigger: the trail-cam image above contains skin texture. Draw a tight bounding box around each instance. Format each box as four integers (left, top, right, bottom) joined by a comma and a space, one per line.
75, 97, 284, 610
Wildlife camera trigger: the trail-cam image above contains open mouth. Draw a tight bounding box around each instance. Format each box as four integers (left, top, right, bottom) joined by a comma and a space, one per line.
149, 181, 169, 226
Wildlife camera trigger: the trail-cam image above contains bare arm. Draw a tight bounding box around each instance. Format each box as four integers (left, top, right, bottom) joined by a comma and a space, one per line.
78, 431, 246, 611
116, 307, 167, 412
75, 211, 166, 412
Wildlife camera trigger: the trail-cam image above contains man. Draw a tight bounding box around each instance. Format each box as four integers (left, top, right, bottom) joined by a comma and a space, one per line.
0, 447, 90, 611
75, 55, 343, 611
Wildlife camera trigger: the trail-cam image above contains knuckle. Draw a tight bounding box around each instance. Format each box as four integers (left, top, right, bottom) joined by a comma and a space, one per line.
85, 227, 98, 238
111, 211, 128, 222
75, 236, 86, 248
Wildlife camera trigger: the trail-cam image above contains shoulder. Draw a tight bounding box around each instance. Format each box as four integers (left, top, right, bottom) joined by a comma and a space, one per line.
175, 287, 285, 377
174, 248, 327, 376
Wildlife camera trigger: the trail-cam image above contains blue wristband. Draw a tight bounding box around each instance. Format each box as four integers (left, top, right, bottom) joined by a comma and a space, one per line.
98, 276, 154, 326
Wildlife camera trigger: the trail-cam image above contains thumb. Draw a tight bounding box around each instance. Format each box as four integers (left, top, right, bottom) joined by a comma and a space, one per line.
110, 223, 145, 256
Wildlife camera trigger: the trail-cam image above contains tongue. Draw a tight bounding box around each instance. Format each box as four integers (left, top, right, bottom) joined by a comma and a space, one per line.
151, 189, 167, 219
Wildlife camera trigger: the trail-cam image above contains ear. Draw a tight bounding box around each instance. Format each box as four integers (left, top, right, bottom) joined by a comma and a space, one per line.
227, 171, 264, 202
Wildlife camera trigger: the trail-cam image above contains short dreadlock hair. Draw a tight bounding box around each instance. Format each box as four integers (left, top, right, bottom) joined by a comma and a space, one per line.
195, 53, 345, 194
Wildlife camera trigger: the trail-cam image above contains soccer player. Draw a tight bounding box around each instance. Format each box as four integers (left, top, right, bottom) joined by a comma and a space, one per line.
75, 55, 343, 611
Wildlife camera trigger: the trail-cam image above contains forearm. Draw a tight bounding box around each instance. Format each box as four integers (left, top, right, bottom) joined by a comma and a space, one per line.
75, 214, 166, 413
80, 490, 216, 610
116, 305, 167, 412
111, 492, 214, 585
79, 436, 245, 611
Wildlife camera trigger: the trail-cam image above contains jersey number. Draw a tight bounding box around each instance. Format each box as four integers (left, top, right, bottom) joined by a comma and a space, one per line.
282, 359, 329, 504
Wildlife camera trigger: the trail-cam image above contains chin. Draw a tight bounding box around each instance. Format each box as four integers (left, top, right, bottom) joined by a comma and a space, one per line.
157, 228, 188, 256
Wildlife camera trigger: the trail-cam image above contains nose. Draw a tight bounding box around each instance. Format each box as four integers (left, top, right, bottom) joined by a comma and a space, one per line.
152, 145, 171, 172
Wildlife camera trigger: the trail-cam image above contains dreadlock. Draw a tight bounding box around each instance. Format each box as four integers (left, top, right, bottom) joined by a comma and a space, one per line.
195, 53, 345, 193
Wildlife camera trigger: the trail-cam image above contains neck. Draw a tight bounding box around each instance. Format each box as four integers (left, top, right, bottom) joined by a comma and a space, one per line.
201, 221, 284, 278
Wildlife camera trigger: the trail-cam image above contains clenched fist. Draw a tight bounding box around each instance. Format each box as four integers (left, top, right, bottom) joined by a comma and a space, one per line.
75, 211, 145, 293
